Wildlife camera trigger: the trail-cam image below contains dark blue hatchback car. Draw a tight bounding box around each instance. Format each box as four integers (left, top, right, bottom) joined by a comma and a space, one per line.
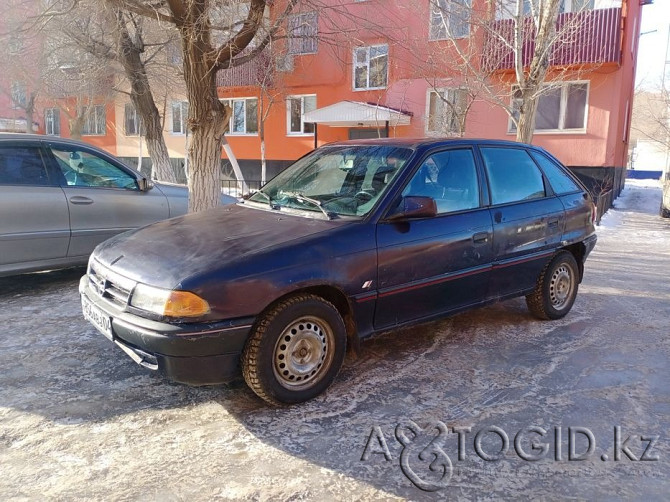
80, 138, 597, 405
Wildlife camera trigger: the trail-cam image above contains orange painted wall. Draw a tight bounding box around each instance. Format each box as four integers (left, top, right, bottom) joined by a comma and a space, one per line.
217, 0, 641, 170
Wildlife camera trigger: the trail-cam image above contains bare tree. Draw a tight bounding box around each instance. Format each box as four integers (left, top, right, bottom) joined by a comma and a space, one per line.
409, 0, 600, 143
101, 0, 300, 212
34, 0, 180, 182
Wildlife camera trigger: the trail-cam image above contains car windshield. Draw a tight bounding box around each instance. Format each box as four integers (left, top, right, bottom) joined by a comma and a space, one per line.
249, 145, 413, 217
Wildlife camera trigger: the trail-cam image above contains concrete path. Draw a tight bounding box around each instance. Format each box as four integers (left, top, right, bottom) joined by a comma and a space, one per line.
1, 180, 668, 500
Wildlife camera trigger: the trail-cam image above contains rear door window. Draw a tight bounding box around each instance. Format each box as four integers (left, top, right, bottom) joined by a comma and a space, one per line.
0, 146, 50, 186
529, 151, 581, 194
480, 147, 546, 205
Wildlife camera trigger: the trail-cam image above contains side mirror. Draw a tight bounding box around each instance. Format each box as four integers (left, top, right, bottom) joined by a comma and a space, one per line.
138, 177, 153, 192
387, 196, 437, 221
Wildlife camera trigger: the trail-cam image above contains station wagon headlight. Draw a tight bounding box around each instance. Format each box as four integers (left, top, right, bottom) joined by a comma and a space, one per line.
130, 283, 210, 318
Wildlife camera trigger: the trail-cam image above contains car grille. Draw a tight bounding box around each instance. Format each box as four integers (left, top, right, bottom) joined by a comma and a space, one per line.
87, 259, 136, 309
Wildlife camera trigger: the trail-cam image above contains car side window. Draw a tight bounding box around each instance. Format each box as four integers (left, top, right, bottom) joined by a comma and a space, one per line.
480, 147, 546, 205
530, 151, 581, 195
51, 147, 138, 190
0, 146, 50, 186
402, 149, 480, 214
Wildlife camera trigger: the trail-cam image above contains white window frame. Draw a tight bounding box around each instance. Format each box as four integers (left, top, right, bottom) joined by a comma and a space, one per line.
429, 0, 471, 41
353, 44, 389, 91
81, 104, 106, 136
286, 95, 317, 136
171, 101, 189, 135
425, 88, 468, 136
288, 11, 318, 55
44, 108, 60, 136
220, 97, 259, 136
508, 81, 590, 135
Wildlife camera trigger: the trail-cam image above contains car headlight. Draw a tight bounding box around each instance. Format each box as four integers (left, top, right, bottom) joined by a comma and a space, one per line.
130, 283, 210, 318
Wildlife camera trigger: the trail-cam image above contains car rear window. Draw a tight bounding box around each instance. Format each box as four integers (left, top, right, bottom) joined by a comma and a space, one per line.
529, 151, 581, 195
480, 147, 546, 205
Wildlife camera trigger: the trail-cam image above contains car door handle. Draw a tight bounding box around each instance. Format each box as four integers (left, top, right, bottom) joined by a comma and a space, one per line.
69, 196, 94, 205
547, 217, 560, 227
472, 232, 489, 244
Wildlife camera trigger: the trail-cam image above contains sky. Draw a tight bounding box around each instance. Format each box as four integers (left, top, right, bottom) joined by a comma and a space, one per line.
635, 0, 670, 90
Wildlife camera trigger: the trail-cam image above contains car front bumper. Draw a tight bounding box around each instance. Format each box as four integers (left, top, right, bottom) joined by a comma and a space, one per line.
79, 276, 254, 385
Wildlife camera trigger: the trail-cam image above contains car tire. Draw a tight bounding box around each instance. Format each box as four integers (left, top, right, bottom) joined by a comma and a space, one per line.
660, 203, 670, 218
242, 294, 347, 406
526, 251, 580, 320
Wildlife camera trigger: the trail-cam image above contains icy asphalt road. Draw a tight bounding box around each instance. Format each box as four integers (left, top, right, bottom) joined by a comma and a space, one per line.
1, 180, 669, 500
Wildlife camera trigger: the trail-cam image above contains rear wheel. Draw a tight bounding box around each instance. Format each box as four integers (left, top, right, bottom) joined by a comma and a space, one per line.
242, 294, 346, 406
526, 251, 579, 320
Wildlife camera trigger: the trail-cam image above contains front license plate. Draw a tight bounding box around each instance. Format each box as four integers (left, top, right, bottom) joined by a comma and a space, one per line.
82, 295, 113, 341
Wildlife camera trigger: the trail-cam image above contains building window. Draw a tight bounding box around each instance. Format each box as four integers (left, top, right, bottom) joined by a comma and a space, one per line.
288, 12, 318, 55
45, 108, 60, 136
221, 98, 258, 135
427, 88, 468, 135
509, 82, 588, 133
11, 82, 27, 109
81, 105, 106, 135
353, 45, 388, 90
287, 95, 316, 135
124, 103, 143, 136
429, 0, 471, 40
171, 101, 189, 134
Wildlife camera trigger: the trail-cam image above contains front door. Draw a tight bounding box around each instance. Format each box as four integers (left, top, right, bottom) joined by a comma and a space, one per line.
44, 144, 170, 258
375, 148, 493, 328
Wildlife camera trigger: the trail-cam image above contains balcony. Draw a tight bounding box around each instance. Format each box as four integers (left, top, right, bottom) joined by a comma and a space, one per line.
482, 7, 622, 71
216, 50, 273, 88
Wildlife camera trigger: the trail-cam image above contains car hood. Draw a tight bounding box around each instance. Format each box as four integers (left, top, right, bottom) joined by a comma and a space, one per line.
93, 203, 348, 289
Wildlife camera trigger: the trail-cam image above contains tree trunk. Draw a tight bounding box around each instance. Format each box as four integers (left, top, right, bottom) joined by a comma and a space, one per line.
515, 90, 539, 143
24, 93, 36, 133
179, 5, 231, 212
117, 18, 177, 183
188, 121, 224, 212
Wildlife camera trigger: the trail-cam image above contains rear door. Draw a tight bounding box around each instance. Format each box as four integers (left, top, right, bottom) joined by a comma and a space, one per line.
44, 143, 170, 258
375, 147, 493, 328
479, 146, 565, 298
0, 141, 70, 269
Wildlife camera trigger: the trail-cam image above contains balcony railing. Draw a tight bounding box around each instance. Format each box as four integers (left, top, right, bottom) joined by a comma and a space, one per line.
482, 7, 622, 71
216, 50, 273, 88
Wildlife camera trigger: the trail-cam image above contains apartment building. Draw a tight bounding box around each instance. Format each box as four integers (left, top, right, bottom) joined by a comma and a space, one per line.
1, 0, 646, 192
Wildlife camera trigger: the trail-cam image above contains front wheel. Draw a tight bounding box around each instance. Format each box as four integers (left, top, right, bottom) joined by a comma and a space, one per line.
526, 251, 580, 320
242, 294, 347, 406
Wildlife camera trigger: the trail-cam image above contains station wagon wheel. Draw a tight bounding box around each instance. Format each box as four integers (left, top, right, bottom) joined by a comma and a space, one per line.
526, 251, 579, 320
242, 294, 347, 406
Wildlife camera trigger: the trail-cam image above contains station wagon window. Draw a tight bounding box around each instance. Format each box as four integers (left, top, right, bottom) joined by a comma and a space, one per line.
530, 151, 581, 194
0, 146, 49, 186
402, 148, 479, 214
480, 147, 546, 205
50, 147, 138, 190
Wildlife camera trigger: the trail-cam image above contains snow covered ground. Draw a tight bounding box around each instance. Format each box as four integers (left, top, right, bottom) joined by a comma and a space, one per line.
0, 181, 668, 500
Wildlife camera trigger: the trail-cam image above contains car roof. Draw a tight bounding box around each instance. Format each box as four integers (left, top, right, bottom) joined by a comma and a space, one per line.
0, 133, 94, 148
325, 137, 541, 150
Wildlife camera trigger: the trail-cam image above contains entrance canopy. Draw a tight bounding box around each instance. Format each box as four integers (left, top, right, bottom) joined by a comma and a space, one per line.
303, 101, 412, 128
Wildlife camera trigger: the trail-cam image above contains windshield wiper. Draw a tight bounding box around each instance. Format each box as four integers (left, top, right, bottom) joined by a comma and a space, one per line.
282, 191, 334, 220
252, 189, 278, 209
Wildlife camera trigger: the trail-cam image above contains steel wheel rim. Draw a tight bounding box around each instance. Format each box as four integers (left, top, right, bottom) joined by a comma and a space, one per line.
549, 264, 574, 310
273, 316, 334, 389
